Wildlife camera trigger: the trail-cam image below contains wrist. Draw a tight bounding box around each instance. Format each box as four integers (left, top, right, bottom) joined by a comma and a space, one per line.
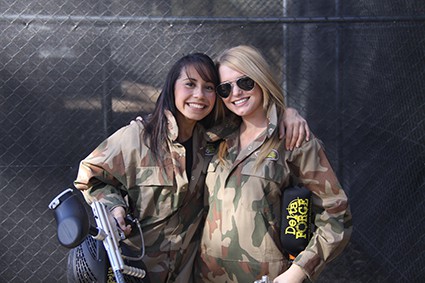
284, 107, 297, 115
290, 264, 307, 281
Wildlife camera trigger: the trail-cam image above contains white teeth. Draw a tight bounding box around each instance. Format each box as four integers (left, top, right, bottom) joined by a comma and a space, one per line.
234, 98, 248, 105
188, 103, 205, 109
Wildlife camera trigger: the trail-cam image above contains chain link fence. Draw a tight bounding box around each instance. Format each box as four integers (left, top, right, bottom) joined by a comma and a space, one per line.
1, 1, 424, 282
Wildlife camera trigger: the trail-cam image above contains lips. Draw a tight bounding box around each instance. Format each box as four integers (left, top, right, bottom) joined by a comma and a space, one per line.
187, 102, 208, 109
232, 97, 249, 106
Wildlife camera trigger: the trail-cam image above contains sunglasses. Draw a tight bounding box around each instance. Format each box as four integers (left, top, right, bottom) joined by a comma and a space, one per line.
216, 76, 255, 98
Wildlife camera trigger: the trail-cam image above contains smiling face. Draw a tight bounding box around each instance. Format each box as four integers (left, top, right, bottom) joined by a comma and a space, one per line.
174, 65, 216, 127
218, 65, 264, 121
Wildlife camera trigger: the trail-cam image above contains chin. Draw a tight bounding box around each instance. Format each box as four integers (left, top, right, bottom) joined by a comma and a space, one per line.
187, 114, 207, 122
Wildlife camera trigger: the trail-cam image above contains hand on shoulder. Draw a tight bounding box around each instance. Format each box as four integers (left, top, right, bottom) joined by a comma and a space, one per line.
280, 107, 311, 150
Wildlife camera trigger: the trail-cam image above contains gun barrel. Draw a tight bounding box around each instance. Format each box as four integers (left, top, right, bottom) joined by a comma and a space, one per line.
91, 201, 146, 279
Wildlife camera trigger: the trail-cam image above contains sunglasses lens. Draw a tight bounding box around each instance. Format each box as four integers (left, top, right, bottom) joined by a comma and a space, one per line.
237, 77, 255, 91
216, 77, 255, 98
216, 83, 231, 98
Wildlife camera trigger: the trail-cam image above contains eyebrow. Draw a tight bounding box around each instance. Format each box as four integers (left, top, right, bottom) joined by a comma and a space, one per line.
182, 76, 214, 84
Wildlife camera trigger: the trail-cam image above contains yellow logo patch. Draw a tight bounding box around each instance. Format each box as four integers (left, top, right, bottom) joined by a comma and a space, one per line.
205, 144, 217, 156
285, 197, 310, 239
266, 149, 279, 160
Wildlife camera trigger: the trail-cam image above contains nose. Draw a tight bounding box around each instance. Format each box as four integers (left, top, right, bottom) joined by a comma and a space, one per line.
193, 86, 205, 97
231, 82, 242, 96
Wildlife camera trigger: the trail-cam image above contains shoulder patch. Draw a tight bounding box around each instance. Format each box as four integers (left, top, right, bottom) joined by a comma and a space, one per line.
205, 143, 218, 156
266, 149, 279, 161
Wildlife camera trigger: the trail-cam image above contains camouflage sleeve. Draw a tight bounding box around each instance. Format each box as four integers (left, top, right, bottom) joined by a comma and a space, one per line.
288, 137, 353, 281
74, 123, 141, 211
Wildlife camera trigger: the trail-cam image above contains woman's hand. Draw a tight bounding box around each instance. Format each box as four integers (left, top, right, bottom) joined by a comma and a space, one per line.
279, 107, 311, 150
273, 264, 307, 283
111, 206, 132, 236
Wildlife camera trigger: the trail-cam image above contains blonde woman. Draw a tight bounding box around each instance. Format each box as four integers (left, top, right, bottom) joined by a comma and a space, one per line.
196, 46, 352, 283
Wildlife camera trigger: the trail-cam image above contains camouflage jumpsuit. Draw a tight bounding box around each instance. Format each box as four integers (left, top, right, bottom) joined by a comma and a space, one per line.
74, 110, 216, 283
195, 105, 352, 282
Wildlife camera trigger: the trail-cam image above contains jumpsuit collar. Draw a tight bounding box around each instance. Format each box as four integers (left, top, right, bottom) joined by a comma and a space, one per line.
165, 110, 179, 142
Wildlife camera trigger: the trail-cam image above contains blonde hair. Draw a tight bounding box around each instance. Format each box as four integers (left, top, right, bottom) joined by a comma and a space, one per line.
215, 45, 287, 166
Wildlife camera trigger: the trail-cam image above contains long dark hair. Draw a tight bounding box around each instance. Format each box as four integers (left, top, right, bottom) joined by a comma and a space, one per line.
142, 53, 222, 159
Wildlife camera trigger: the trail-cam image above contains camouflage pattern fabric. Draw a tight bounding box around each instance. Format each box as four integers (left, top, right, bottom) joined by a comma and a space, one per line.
195, 104, 352, 282
74, 110, 216, 283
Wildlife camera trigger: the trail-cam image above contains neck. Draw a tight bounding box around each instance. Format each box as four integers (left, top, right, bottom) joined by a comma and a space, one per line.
239, 112, 268, 149
176, 116, 196, 143
178, 130, 193, 143
240, 109, 268, 133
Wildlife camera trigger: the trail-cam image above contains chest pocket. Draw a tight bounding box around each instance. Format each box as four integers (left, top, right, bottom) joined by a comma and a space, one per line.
136, 166, 173, 186
239, 156, 288, 215
241, 151, 287, 182
128, 166, 177, 221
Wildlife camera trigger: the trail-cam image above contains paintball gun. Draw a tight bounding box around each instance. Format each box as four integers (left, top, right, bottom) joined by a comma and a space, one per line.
49, 188, 146, 283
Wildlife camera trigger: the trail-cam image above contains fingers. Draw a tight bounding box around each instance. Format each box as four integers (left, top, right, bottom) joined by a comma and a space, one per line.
116, 216, 126, 229
304, 122, 311, 142
288, 124, 300, 150
286, 122, 304, 150
116, 216, 132, 236
295, 121, 311, 148
285, 126, 293, 150
281, 107, 312, 150
279, 124, 286, 139
294, 124, 304, 149
286, 121, 310, 150
111, 206, 132, 236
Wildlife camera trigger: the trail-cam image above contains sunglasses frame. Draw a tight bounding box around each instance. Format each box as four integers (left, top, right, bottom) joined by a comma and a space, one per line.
216, 76, 255, 98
